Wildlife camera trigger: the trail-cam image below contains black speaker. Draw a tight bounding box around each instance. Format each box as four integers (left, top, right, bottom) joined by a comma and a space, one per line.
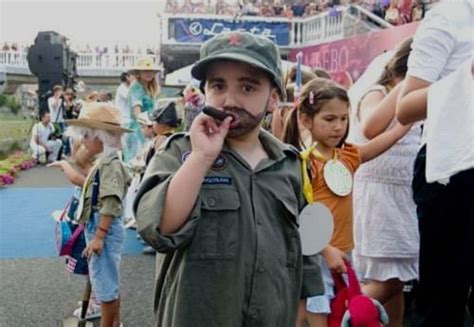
27, 31, 67, 74
27, 31, 78, 114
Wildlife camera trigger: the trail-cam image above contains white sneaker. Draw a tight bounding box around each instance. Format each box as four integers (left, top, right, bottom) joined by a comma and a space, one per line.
73, 303, 101, 320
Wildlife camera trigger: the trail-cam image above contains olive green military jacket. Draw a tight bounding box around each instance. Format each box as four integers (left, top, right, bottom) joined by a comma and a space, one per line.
77, 154, 131, 223
135, 130, 323, 327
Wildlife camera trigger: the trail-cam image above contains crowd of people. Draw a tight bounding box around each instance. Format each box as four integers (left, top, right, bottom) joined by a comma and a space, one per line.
164, 0, 435, 23
1, 41, 159, 57
25, 0, 472, 325
29, 86, 114, 164
74, 44, 159, 57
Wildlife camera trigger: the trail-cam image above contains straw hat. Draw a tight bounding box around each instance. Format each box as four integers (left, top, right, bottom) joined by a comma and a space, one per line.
66, 102, 132, 133
131, 57, 163, 73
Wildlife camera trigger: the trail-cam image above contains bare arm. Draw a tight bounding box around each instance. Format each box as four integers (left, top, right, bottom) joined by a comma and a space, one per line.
359, 122, 412, 163
83, 214, 113, 258
47, 160, 86, 186
360, 84, 403, 139
160, 115, 232, 235
35, 136, 48, 149
396, 75, 430, 125
132, 105, 142, 120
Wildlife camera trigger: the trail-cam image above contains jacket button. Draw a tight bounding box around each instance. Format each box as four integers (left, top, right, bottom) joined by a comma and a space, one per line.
207, 197, 216, 207
250, 310, 258, 319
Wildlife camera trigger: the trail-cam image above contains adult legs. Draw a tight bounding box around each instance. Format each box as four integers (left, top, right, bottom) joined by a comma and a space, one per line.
31, 144, 47, 164
412, 150, 474, 327
46, 139, 62, 162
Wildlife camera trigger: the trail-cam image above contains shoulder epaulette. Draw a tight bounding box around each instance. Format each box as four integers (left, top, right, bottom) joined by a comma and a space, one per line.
161, 132, 189, 150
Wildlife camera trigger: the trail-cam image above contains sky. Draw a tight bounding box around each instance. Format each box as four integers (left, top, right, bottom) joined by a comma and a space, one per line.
1, 0, 166, 49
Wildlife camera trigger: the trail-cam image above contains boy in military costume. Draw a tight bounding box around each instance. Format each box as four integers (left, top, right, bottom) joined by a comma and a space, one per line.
134, 32, 323, 326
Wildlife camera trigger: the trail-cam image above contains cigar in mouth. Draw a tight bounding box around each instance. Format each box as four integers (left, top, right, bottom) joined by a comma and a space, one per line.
202, 106, 233, 122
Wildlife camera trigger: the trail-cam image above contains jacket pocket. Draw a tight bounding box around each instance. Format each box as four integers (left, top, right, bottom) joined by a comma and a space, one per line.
188, 188, 240, 260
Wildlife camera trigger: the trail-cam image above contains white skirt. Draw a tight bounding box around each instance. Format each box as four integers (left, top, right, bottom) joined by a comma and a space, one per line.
354, 255, 418, 282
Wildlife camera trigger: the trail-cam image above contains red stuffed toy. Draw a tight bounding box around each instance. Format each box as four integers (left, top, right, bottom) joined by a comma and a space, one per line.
328, 260, 389, 327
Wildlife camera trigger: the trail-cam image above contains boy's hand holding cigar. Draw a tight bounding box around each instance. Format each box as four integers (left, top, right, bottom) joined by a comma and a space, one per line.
189, 106, 233, 168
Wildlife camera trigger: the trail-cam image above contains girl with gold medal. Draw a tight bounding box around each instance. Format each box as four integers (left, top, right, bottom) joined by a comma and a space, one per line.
284, 78, 412, 327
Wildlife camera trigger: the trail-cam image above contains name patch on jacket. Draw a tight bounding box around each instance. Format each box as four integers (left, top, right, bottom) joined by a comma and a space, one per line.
202, 176, 232, 185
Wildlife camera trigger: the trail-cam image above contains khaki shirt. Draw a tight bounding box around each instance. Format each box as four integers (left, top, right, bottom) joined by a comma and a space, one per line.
135, 130, 324, 327
78, 154, 131, 223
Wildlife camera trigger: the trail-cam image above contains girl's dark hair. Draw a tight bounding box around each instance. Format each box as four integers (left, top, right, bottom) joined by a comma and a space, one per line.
285, 65, 317, 87
286, 83, 295, 102
376, 37, 413, 88
283, 78, 349, 150
312, 67, 331, 79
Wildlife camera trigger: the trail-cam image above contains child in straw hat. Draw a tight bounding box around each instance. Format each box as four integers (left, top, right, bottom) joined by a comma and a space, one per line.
67, 102, 132, 327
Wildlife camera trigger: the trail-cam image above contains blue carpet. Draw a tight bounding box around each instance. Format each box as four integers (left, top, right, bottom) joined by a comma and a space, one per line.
0, 187, 143, 258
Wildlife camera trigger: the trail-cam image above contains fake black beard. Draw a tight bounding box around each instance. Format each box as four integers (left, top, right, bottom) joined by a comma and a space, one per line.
224, 106, 265, 138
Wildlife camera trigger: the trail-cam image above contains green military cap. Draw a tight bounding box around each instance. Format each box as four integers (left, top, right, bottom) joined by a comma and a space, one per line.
191, 32, 286, 100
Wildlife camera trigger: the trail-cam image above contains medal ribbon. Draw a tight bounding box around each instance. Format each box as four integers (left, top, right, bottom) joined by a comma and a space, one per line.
300, 143, 338, 204
299, 143, 317, 204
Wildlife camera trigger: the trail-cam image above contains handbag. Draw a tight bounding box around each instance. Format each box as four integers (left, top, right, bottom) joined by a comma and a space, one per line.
55, 201, 73, 255
55, 171, 100, 275
65, 223, 89, 275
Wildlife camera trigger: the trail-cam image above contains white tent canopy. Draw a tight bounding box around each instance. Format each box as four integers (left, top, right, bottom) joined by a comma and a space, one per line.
165, 60, 312, 86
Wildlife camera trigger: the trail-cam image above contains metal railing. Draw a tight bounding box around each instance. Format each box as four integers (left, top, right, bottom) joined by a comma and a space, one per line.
1, 6, 395, 72
75, 53, 159, 69
346, 5, 393, 29
160, 5, 381, 48
0, 50, 159, 70
0, 51, 28, 66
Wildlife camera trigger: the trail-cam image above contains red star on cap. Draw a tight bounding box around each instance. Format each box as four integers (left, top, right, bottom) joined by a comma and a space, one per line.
229, 34, 240, 45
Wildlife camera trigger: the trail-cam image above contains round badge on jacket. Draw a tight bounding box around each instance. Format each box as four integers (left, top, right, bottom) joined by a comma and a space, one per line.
211, 154, 228, 171
323, 159, 352, 197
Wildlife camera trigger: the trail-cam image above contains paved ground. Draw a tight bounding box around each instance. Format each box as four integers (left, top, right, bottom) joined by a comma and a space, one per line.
11, 165, 72, 188
0, 166, 157, 327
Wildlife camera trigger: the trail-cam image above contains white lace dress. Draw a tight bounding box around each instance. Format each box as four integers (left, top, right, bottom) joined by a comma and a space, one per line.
350, 85, 421, 282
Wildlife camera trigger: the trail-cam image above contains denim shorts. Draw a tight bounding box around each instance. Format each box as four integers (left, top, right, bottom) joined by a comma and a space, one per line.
85, 212, 125, 302
306, 253, 353, 314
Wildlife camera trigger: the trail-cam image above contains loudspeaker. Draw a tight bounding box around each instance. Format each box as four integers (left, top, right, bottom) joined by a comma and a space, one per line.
27, 31, 68, 74
27, 31, 78, 112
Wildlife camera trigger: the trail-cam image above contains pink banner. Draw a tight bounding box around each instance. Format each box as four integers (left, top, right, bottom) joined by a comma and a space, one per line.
289, 23, 419, 87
